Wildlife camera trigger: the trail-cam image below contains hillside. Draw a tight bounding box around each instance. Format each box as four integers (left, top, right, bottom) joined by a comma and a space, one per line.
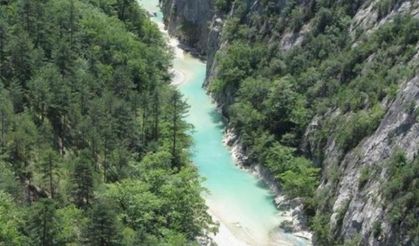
0, 0, 213, 245
161, 0, 419, 245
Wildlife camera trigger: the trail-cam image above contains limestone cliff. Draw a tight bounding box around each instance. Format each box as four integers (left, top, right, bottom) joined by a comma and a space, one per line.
160, 0, 215, 56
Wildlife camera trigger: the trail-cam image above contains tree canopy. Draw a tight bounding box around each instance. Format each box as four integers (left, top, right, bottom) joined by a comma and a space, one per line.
0, 0, 212, 244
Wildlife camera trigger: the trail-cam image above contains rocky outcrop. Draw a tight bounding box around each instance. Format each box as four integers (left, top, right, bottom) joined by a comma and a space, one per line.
302, 2, 419, 244
161, 0, 215, 56
204, 15, 222, 86
304, 75, 419, 245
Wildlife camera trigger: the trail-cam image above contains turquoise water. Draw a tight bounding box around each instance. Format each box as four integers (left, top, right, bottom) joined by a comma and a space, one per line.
138, 1, 309, 245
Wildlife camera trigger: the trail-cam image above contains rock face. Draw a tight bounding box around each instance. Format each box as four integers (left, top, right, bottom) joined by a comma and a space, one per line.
161, 0, 419, 245
161, 0, 215, 56
204, 15, 222, 85
310, 75, 419, 245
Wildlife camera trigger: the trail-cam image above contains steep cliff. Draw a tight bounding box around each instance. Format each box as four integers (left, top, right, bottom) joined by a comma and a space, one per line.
161, 0, 419, 245
160, 0, 215, 56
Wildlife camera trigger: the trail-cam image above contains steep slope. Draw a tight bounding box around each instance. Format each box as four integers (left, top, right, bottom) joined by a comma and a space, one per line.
161, 0, 419, 245
0, 0, 212, 244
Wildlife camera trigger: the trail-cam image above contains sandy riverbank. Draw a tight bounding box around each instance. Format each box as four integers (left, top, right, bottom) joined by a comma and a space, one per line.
207, 206, 298, 246
154, 21, 195, 86
223, 128, 313, 243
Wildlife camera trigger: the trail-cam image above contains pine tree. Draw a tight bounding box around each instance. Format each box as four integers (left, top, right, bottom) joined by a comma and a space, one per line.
0, 21, 6, 78
167, 91, 190, 169
85, 200, 121, 246
68, 0, 76, 51
151, 89, 160, 141
37, 148, 60, 199
117, 0, 133, 21
0, 89, 12, 151
26, 198, 59, 246
7, 26, 35, 86
46, 69, 71, 155
17, 0, 35, 35
8, 113, 37, 180
71, 150, 94, 209
28, 65, 57, 123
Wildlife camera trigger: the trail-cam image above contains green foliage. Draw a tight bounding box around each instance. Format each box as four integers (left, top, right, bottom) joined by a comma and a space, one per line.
279, 159, 319, 198
337, 105, 385, 152
210, 41, 267, 94
26, 199, 60, 246
36, 148, 61, 198
358, 166, 370, 189
210, 0, 419, 240
0, 0, 211, 245
0, 191, 26, 245
215, 0, 233, 12
382, 151, 418, 242
85, 200, 122, 246
372, 221, 382, 239
310, 214, 332, 245
71, 150, 95, 209
104, 157, 213, 242
289, 7, 304, 32
56, 205, 87, 245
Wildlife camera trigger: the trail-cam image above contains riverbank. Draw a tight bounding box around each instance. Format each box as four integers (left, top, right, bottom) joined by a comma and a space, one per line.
223, 127, 313, 242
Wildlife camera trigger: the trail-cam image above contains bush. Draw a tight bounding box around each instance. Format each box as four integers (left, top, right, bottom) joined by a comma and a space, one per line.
358, 166, 371, 189
382, 151, 418, 241
337, 105, 385, 152
372, 221, 382, 238
279, 158, 320, 198
215, 0, 232, 12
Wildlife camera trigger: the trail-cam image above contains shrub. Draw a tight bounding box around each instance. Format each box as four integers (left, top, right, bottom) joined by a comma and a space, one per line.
337, 105, 385, 152
358, 166, 371, 189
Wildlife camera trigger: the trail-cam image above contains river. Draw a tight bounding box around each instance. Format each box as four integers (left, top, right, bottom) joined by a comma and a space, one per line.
138, 1, 309, 245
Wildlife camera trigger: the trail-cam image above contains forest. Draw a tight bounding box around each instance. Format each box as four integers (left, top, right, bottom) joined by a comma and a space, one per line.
0, 0, 213, 245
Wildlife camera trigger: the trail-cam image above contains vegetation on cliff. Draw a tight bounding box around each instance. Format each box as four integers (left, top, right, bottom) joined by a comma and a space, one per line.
209, 0, 418, 244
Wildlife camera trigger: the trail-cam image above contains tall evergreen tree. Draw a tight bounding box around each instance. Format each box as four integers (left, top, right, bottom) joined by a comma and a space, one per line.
0, 22, 6, 78
167, 91, 190, 169
7, 26, 35, 86
0, 89, 13, 151
37, 148, 60, 199
85, 200, 121, 246
26, 198, 59, 246
151, 89, 160, 141
70, 150, 94, 209
8, 113, 37, 180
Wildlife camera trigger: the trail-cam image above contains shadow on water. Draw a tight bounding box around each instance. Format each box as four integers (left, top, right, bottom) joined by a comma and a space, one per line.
209, 109, 225, 131
255, 178, 279, 203
256, 179, 270, 189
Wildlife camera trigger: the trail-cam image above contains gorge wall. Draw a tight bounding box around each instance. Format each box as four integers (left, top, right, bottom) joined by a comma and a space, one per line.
160, 0, 215, 56
160, 0, 419, 245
